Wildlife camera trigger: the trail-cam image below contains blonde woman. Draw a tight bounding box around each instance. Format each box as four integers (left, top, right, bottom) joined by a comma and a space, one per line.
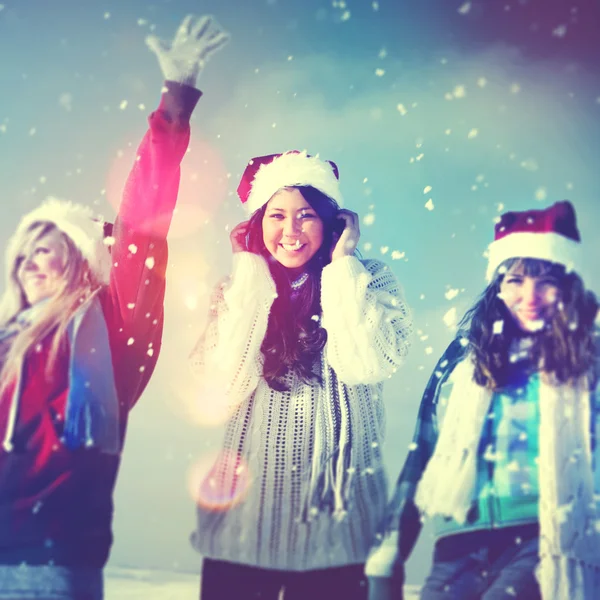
0, 15, 228, 600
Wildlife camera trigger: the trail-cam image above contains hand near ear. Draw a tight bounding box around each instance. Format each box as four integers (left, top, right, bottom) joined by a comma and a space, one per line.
331, 209, 360, 261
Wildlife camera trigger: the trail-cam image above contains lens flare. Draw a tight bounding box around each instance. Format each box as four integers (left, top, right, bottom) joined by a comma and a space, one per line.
106, 135, 228, 239
160, 354, 239, 429
187, 383, 239, 428
188, 450, 251, 511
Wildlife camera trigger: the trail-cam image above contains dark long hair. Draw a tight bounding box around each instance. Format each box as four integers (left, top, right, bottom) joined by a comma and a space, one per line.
246, 186, 342, 391
459, 257, 598, 389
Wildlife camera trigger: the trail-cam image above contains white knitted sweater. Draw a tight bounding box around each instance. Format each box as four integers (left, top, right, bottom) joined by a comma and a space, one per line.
190, 252, 412, 571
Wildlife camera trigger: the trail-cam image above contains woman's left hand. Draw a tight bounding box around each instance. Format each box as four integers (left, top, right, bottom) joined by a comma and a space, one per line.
331, 209, 360, 261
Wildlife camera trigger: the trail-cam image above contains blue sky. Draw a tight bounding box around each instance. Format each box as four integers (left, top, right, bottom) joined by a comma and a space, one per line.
1, 0, 599, 584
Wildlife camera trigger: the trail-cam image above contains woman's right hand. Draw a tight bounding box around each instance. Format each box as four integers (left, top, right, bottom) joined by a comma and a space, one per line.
230, 221, 251, 253
146, 15, 230, 88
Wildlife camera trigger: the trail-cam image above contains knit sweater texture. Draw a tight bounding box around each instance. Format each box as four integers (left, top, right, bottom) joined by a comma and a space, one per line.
190, 252, 413, 570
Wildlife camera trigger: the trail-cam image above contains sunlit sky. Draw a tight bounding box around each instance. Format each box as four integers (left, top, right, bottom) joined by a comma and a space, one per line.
1, 0, 599, 585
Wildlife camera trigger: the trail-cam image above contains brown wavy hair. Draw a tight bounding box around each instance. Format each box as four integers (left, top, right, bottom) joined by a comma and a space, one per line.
246, 185, 344, 391
459, 257, 598, 390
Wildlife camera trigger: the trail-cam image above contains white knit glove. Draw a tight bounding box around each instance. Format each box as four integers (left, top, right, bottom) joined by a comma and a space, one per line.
146, 14, 230, 88
365, 531, 401, 578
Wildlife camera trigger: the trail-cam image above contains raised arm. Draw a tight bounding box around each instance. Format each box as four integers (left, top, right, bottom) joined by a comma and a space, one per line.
106, 15, 229, 406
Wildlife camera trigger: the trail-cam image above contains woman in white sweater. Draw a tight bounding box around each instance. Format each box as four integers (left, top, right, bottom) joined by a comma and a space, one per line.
190, 150, 413, 600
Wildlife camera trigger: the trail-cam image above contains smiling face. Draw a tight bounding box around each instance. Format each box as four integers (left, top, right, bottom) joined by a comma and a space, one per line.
498, 262, 562, 332
15, 225, 68, 306
261, 187, 325, 270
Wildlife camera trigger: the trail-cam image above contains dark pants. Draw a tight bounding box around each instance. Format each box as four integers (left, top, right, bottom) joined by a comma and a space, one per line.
201, 558, 367, 600
420, 526, 541, 600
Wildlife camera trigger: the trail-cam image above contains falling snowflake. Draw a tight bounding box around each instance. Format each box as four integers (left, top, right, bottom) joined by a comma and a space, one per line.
380, 246, 389, 255
535, 187, 547, 201
58, 93, 73, 112
493, 320, 504, 335
467, 128, 479, 139
453, 85, 467, 98
396, 103, 408, 116
423, 185, 432, 194
391, 250, 405, 260
506, 460, 521, 472
445, 288, 459, 300
443, 307, 458, 328
552, 24, 567, 38
477, 77, 487, 88
375, 68, 385, 77
145, 257, 155, 269
363, 213, 376, 226
424, 199, 434, 211
520, 158, 539, 172
458, 2, 472, 14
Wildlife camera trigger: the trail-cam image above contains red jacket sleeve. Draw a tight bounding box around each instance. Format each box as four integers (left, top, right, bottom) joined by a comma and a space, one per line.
104, 81, 202, 410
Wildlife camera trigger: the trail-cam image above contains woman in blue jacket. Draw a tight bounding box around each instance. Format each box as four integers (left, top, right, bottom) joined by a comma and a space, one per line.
367, 201, 600, 600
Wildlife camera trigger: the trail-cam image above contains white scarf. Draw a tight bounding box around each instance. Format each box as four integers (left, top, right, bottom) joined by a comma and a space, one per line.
415, 356, 600, 600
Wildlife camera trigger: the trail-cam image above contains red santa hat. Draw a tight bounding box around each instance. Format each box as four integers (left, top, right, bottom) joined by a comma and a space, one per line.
486, 200, 583, 281
6, 197, 112, 285
237, 150, 343, 214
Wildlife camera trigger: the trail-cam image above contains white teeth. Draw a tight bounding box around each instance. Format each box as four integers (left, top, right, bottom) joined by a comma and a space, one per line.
281, 242, 304, 252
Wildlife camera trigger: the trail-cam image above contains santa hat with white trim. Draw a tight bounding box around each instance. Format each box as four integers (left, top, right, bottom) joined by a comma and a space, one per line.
486, 200, 583, 281
6, 197, 112, 285
237, 150, 343, 213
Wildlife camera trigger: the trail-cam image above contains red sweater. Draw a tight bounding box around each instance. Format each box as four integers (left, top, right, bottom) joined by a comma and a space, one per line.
0, 82, 200, 567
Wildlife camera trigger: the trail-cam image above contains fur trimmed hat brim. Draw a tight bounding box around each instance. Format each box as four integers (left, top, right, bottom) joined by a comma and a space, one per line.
5, 198, 112, 285
239, 151, 343, 214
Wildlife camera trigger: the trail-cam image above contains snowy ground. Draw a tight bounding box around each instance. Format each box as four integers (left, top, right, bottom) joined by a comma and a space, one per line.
104, 568, 421, 599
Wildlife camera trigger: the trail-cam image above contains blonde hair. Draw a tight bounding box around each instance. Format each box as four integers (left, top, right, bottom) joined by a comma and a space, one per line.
0, 222, 103, 391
